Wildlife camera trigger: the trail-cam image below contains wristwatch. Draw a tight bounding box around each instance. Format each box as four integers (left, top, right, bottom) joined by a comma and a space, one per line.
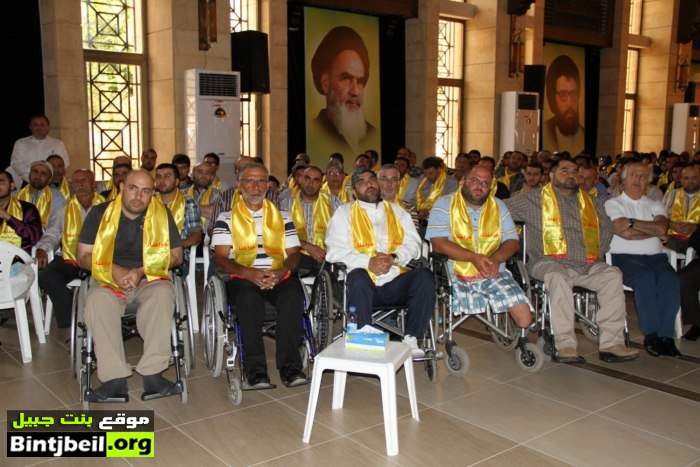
628, 219, 635, 229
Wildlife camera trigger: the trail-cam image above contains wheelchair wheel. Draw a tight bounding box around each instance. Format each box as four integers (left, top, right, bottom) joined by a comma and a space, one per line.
203, 277, 226, 377
516, 342, 544, 372
300, 343, 310, 371
174, 276, 194, 377
70, 280, 89, 378
489, 313, 519, 352
310, 269, 333, 352
445, 345, 469, 376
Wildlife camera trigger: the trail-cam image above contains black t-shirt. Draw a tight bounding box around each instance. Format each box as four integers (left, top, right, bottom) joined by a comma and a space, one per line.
79, 201, 182, 269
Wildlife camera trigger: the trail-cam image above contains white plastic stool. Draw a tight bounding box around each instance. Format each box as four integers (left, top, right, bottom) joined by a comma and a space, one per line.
302, 339, 419, 456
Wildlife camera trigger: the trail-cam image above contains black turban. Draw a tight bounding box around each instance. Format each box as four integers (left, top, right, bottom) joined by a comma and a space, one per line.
311, 26, 370, 94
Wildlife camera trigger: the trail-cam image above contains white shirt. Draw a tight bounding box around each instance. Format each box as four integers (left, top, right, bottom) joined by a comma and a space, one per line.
605, 192, 666, 255
325, 200, 421, 286
10, 135, 70, 183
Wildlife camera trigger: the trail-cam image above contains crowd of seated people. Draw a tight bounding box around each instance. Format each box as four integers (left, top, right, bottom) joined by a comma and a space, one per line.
2, 111, 699, 404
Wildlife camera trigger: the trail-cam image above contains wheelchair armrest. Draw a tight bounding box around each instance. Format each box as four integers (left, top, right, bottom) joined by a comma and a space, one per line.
328, 262, 347, 274
77, 269, 91, 280
428, 251, 449, 264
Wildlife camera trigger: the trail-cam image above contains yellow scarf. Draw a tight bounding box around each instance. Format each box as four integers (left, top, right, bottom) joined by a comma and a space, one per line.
397, 175, 411, 205
321, 176, 351, 203
0, 197, 24, 247
187, 184, 214, 206
62, 193, 105, 263
212, 177, 223, 190
59, 178, 70, 198
497, 169, 518, 190
17, 185, 52, 228
350, 201, 404, 283
657, 171, 669, 187
231, 197, 286, 269
669, 189, 700, 238
589, 186, 598, 198
158, 189, 186, 232
449, 192, 501, 281
416, 169, 447, 211
291, 192, 332, 248
541, 183, 600, 263
92, 194, 171, 290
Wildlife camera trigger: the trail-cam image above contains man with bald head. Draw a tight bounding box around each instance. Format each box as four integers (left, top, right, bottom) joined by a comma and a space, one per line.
427, 166, 533, 333
39, 169, 104, 328
77, 170, 184, 402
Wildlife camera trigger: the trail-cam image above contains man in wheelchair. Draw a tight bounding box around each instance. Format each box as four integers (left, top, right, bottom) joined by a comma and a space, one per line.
278, 165, 339, 275
325, 168, 434, 357
507, 157, 639, 364
426, 165, 533, 330
77, 170, 184, 402
211, 162, 309, 389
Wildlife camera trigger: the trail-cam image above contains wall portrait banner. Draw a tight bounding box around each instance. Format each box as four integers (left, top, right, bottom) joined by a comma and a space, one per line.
543, 43, 586, 155
304, 7, 381, 167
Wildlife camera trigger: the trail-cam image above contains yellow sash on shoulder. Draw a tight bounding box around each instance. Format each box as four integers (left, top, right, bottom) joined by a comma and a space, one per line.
541, 183, 600, 263
669, 189, 700, 238
449, 192, 501, 281
17, 185, 52, 229
92, 194, 171, 290
416, 168, 446, 212
397, 175, 411, 206
291, 192, 332, 248
321, 175, 351, 203
497, 169, 518, 190
231, 197, 286, 269
350, 201, 405, 283
158, 189, 186, 233
0, 197, 25, 247
62, 193, 105, 263
212, 177, 223, 190
59, 178, 71, 198
187, 184, 214, 206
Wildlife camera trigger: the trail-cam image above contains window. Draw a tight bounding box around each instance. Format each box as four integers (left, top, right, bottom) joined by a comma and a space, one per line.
629, 0, 643, 35
436, 18, 464, 167
230, 0, 260, 158
82, 0, 145, 181
622, 49, 639, 152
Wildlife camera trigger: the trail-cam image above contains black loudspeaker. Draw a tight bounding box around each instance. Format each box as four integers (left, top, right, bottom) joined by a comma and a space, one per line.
685, 81, 697, 103
677, 0, 699, 43
231, 31, 270, 93
524, 64, 546, 108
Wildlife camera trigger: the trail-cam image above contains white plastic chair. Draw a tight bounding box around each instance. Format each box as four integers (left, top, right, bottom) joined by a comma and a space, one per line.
303, 340, 419, 456
0, 241, 46, 362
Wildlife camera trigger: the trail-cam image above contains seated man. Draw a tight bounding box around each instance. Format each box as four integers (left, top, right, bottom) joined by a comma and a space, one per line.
279, 166, 339, 273
379, 164, 420, 231
277, 162, 307, 209
513, 161, 543, 195
77, 170, 183, 402
140, 148, 158, 175
427, 166, 532, 330
507, 157, 638, 363
172, 153, 193, 190
19, 161, 66, 268
211, 162, 308, 389
38, 170, 104, 328
605, 161, 680, 357
321, 161, 352, 204
325, 168, 434, 357
100, 159, 132, 200
187, 162, 220, 231
477, 157, 510, 199
663, 163, 698, 252
497, 150, 525, 194
203, 152, 228, 190
393, 156, 420, 210
0, 170, 42, 252
155, 163, 203, 267
47, 154, 70, 198
415, 157, 459, 222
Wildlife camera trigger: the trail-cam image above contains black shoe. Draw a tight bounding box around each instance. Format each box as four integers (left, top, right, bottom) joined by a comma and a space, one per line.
86, 377, 129, 403
141, 373, 183, 401
644, 334, 662, 357
659, 337, 682, 357
683, 325, 700, 341
280, 368, 309, 388
242, 372, 275, 391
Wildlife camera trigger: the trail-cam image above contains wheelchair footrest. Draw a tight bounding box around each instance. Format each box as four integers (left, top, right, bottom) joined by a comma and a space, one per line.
141, 381, 184, 401
84, 390, 129, 404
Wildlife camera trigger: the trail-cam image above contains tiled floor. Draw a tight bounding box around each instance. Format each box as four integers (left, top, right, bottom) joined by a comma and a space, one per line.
1, 299, 700, 467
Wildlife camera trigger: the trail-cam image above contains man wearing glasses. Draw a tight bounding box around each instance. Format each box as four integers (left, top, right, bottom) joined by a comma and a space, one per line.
544, 54, 585, 154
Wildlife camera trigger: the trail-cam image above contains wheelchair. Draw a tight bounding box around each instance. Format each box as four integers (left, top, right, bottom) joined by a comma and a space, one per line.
299, 260, 344, 353
202, 272, 317, 405
328, 256, 442, 382
71, 270, 194, 408
430, 251, 544, 375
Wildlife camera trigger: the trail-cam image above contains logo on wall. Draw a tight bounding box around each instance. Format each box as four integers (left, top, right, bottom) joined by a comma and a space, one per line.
543, 43, 586, 155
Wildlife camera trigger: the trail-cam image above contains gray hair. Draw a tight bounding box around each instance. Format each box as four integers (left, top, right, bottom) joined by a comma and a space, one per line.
237, 161, 267, 181
351, 167, 376, 188
620, 161, 652, 183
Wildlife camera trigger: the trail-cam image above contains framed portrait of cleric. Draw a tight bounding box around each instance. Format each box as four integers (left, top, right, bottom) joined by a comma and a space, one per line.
304, 7, 381, 167
543, 42, 586, 155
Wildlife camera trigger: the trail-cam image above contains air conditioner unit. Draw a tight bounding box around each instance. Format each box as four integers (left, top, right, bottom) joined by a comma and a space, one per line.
185, 69, 241, 186
499, 91, 540, 158
670, 103, 700, 154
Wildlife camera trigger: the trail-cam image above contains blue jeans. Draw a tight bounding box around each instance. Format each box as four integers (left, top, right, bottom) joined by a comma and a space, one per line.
611, 253, 680, 338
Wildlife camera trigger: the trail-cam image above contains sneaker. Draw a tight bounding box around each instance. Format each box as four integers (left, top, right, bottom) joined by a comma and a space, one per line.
402, 335, 425, 358
280, 369, 309, 388
599, 344, 639, 363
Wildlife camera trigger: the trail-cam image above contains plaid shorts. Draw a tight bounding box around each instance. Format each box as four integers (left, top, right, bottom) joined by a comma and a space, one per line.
451, 271, 531, 316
